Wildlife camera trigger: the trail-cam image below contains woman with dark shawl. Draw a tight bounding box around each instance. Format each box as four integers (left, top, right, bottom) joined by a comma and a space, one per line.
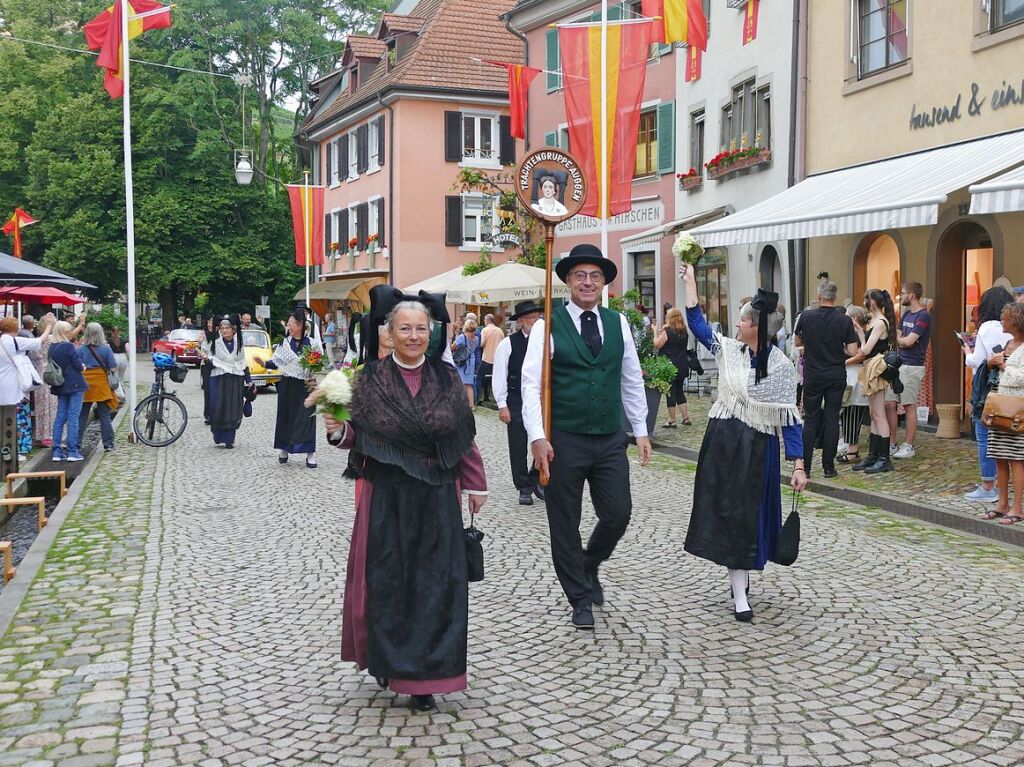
679, 264, 808, 622
205, 315, 252, 448
254, 308, 323, 467
200, 315, 221, 425
324, 299, 486, 712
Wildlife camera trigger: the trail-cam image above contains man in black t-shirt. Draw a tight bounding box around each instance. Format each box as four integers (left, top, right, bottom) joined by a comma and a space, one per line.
794, 278, 859, 478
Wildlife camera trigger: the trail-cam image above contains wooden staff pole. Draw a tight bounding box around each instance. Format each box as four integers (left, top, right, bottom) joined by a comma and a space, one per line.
539, 222, 555, 487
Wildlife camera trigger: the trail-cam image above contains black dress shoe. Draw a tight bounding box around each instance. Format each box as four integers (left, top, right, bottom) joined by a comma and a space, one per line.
585, 565, 604, 607
735, 609, 754, 622
572, 604, 595, 630
823, 467, 838, 479
533, 485, 545, 501
518, 490, 534, 505
278, 456, 288, 464
306, 459, 317, 468
224, 444, 234, 449
411, 694, 436, 711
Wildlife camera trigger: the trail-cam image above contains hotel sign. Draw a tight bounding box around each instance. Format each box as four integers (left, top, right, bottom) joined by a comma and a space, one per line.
555, 200, 664, 235
910, 75, 1024, 130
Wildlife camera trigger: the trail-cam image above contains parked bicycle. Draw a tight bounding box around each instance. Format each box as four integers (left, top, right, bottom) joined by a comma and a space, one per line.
133, 352, 188, 446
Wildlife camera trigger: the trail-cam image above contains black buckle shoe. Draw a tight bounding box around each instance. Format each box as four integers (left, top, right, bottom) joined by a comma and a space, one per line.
411, 694, 436, 711
533, 485, 545, 501
572, 603, 595, 630
518, 490, 534, 505
734, 609, 754, 622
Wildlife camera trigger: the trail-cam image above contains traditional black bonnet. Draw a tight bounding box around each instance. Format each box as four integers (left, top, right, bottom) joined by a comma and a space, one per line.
363, 285, 451, 362
750, 288, 779, 385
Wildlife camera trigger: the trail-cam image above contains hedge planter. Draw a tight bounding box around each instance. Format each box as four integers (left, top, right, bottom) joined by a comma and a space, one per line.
707, 149, 772, 181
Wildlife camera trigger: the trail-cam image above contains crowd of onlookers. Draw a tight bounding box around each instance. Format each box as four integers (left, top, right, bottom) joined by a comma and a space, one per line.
0, 312, 127, 462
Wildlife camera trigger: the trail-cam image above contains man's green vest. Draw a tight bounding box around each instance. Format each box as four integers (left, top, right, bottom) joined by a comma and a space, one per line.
550, 304, 624, 435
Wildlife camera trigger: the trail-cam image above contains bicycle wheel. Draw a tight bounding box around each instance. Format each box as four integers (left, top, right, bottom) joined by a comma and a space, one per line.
133, 393, 188, 446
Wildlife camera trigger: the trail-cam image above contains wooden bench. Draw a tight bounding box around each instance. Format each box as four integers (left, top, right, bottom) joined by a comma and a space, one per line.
0, 497, 48, 531
0, 542, 13, 583
4, 471, 67, 501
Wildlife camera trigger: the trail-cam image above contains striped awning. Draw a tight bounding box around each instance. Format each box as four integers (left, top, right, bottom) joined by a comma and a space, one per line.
690, 130, 1024, 247
969, 165, 1024, 215
619, 205, 731, 247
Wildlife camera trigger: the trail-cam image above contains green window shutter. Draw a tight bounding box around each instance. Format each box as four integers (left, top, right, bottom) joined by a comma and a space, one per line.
607, 5, 622, 21
546, 29, 561, 91
544, 131, 557, 148
657, 101, 675, 175
659, 42, 673, 57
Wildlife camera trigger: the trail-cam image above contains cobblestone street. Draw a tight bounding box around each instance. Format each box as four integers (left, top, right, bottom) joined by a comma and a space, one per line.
1, 372, 1023, 767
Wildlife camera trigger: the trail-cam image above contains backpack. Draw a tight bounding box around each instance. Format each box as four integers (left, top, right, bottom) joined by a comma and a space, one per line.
43, 348, 65, 387
452, 340, 470, 366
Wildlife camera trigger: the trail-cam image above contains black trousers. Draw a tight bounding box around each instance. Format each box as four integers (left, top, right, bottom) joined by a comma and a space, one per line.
506, 394, 538, 491
802, 376, 846, 471
478, 361, 494, 402
546, 428, 632, 607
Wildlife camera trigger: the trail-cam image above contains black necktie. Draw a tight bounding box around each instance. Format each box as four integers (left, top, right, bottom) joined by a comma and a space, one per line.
580, 310, 602, 356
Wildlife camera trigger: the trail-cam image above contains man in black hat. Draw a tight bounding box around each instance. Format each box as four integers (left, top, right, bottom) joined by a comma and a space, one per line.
521, 243, 651, 630
493, 300, 544, 506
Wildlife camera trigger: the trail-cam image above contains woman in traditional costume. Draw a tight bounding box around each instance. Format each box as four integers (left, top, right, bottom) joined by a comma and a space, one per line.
679, 263, 807, 622
206, 315, 251, 448
200, 315, 221, 425
256, 309, 322, 467
325, 297, 485, 712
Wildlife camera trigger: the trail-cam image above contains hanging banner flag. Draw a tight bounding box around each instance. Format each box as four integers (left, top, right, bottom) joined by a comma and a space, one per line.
484, 61, 542, 140
743, 0, 759, 45
641, 0, 707, 50
84, 0, 173, 99
684, 44, 702, 82
559, 20, 655, 219
286, 184, 326, 267
1, 208, 39, 259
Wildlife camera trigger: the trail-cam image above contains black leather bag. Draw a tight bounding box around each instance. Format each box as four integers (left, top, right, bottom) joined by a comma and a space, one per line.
464, 513, 484, 582
686, 347, 704, 377
777, 492, 800, 567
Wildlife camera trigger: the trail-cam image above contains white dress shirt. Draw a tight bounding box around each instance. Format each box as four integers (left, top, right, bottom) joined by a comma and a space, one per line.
492, 334, 514, 409
965, 319, 1013, 370
521, 301, 648, 443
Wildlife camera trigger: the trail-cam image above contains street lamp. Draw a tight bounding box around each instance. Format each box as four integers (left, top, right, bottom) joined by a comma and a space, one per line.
234, 73, 254, 186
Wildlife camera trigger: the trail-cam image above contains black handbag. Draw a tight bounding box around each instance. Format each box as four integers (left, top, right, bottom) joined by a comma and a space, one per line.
464, 512, 484, 582
777, 491, 800, 567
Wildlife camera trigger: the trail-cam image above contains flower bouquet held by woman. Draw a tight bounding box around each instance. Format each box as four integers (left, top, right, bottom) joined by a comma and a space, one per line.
672, 230, 705, 266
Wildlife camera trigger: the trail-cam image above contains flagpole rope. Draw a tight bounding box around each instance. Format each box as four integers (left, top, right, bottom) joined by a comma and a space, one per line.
551, 16, 660, 28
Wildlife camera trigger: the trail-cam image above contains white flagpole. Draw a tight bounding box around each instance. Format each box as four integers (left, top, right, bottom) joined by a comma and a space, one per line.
600, 0, 609, 308
121, 0, 140, 432
303, 171, 311, 308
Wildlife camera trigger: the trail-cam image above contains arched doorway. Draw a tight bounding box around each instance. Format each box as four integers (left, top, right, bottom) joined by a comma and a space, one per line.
934, 222, 993, 415
758, 245, 781, 293
853, 233, 901, 303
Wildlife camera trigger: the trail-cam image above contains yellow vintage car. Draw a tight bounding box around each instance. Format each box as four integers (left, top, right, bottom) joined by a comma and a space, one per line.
242, 329, 281, 390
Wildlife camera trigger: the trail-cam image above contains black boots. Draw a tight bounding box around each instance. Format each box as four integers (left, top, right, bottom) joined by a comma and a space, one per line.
865, 435, 894, 474
853, 433, 879, 471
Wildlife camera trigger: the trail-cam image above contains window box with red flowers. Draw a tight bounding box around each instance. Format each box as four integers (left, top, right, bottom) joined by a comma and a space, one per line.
705, 146, 772, 181
329, 241, 340, 259
677, 168, 703, 191
348, 236, 358, 269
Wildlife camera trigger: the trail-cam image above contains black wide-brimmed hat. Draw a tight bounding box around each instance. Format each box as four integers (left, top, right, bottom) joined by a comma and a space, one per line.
554, 243, 618, 284
511, 300, 543, 320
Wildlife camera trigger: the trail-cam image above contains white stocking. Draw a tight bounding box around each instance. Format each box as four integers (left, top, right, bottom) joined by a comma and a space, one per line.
279, 449, 289, 460
306, 451, 317, 465
729, 569, 750, 613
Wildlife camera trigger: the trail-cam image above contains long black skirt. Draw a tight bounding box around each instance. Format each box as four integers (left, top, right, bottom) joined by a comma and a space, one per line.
273, 376, 316, 453
363, 460, 468, 681
209, 373, 244, 446
201, 360, 213, 422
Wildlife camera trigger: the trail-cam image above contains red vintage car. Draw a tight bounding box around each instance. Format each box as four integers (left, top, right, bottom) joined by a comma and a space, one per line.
152, 328, 205, 367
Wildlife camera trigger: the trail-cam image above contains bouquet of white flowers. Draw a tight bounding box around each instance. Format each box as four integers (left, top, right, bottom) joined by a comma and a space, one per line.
672, 230, 705, 266
304, 367, 355, 422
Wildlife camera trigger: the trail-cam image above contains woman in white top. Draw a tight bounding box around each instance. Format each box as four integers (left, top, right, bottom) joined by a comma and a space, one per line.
962, 287, 1014, 506
531, 176, 568, 217
0, 314, 53, 407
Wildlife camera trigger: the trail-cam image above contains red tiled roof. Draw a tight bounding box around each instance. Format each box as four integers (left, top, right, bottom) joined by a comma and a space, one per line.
301, 0, 522, 135
379, 13, 426, 34
344, 36, 387, 61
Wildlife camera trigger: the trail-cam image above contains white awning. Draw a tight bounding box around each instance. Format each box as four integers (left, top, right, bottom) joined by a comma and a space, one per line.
690, 130, 1024, 247
970, 164, 1024, 215
619, 205, 731, 247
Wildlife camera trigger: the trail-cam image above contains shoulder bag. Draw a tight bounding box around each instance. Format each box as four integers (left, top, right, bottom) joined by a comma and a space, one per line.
982, 391, 1024, 434
1, 337, 43, 393
87, 345, 124, 402
776, 490, 800, 567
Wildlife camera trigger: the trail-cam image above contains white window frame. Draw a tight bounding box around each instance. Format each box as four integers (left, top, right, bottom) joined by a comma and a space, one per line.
368, 195, 382, 239
853, 0, 910, 79
368, 121, 381, 173
459, 111, 501, 170
347, 131, 359, 180
328, 138, 341, 187
330, 208, 341, 258
347, 203, 359, 250
459, 193, 499, 251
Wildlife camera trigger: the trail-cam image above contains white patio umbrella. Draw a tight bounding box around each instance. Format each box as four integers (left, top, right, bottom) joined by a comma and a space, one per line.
402, 265, 468, 294
445, 262, 569, 305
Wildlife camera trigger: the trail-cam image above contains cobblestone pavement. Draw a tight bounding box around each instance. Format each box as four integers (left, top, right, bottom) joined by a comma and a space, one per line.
1, 372, 1023, 766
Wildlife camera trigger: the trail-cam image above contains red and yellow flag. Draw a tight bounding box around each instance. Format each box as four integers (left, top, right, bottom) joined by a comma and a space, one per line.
743, 0, 759, 45
559, 21, 654, 219
1, 209, 39, 259
286, 184, 325, 267
642, 0, 707, 50
684, 44, 702, 82
485, 61, 542, 140
84, 0, 172, 99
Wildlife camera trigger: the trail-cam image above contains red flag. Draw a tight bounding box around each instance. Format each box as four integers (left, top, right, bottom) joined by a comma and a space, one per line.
2, 209, 39, 259
560, 21, 655, 218
642, 0, 707, 50
286, 184, 325, 267
684, 44, 702, 82
485, 61, 541, 140
743, 0, 759, 45
84, 0, 172, 99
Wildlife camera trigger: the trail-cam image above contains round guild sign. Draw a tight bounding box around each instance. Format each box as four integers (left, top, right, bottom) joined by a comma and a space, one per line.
514, 147, 587, 225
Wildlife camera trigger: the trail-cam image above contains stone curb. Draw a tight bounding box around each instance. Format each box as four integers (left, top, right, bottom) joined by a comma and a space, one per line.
654, 442, 1024, 549
0, 405, 129, 639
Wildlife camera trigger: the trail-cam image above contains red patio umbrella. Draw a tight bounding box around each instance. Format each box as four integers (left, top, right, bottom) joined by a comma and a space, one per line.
0, 285, 84, 306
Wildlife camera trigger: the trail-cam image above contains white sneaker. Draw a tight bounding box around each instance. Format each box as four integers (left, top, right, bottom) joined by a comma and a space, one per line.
890, 442, 899, 455
964, 485, 999, 502
892, 443, 916, 459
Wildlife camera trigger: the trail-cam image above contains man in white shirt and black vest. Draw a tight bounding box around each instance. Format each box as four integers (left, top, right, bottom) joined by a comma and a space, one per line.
493, 300, 545, 506
522, 244, 651, 630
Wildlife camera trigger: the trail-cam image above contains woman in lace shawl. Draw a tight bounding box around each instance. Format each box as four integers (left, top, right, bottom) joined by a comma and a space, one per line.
324, 300, 487, 713
679, 264, 808, 622
205, 315, 252, 448
254, 308, 322, 467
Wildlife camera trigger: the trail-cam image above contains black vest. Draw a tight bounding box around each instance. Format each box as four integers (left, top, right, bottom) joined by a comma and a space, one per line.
506, 331, 529, 395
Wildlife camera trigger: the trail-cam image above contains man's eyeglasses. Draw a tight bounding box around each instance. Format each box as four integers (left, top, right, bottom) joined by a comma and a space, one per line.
570, 270, 605, 283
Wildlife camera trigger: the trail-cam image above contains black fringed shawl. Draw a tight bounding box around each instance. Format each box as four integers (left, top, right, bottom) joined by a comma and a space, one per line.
351, 356, 476, 485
